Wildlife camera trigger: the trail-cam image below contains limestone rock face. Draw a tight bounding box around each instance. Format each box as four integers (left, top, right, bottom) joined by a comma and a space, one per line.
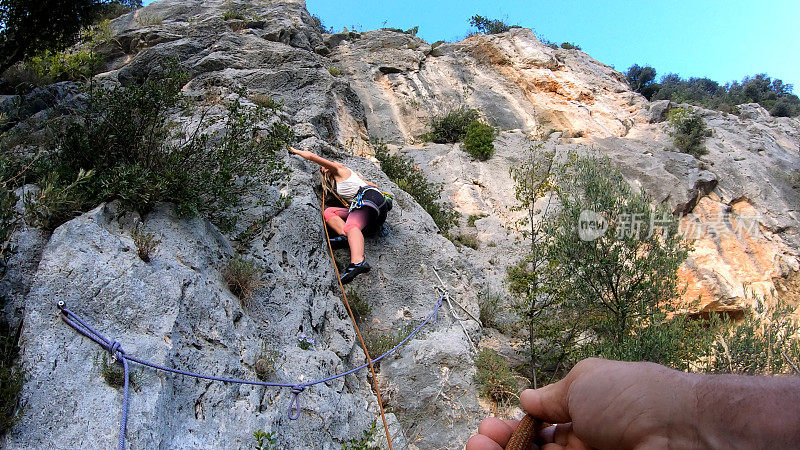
2, 0, 800, 448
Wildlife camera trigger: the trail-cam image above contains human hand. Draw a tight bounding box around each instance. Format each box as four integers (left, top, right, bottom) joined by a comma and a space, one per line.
466, 358, 700, 450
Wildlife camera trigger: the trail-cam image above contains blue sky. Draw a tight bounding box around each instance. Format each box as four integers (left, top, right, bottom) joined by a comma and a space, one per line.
143, 0, 799, 91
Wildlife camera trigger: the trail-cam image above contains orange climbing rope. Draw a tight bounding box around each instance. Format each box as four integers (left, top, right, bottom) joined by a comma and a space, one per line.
320, 189, 394, 450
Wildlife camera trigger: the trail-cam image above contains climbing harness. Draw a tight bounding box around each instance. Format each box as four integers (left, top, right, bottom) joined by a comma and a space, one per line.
321, 187, 395, 449
57, 293, 443, 450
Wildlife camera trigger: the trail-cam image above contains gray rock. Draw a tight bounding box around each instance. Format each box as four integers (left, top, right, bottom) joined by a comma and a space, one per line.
647, 99, 672, 123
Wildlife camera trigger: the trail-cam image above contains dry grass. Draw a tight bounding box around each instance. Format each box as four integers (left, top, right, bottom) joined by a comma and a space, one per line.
223, 255, 264, 300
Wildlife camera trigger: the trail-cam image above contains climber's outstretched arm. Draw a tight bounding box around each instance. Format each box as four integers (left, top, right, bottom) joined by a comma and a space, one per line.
289, 147, 346, 177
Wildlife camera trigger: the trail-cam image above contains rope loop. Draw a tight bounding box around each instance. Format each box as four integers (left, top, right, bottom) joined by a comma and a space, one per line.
288, 385, 306, 420
108, 341, 125, 360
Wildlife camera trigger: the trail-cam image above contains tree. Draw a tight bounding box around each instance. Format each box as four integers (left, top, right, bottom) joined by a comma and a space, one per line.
625, 64, 658, 99
507, 143, 559, 387
469, 15, 516, 35
0, 0, 140, 74
510, 153, 701, 379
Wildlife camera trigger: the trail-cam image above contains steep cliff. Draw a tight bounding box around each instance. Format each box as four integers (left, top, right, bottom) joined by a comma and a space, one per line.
1, 0, 798, 449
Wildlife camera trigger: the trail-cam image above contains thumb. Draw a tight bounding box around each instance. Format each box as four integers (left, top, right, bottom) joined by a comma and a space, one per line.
520, 378, 572, 424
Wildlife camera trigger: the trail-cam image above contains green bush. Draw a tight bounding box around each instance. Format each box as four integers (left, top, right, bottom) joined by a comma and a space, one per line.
467, 213, 488, 227
424, 108, 479, 143
560, 42, 581, 50
18, 65, 293, 231
667, 108, 709, 157
0, 321, 23, 435
627, 66, 800, 117
462, 121, 495, 160
327, 66, 342, 77
703, 297, 800, 375
509, 153, 699, 381
469, 15, 517, 35
253, 430, 278, 450
474, 348, 517, 402
222, 9, 245, 20
374, 142, 458, 233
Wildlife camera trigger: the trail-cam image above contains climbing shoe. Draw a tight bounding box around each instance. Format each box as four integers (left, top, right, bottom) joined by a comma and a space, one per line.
340, 260, 370, 284
329, 234, 349, 249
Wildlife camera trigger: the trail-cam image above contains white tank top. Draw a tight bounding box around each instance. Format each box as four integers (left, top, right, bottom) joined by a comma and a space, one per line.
336, 170, 368, 201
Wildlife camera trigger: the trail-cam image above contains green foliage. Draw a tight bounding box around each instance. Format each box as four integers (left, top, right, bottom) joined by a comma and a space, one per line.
18, 65, 292, 231
4, 19, 111, 89
327, 66, 342, 77
253, 429, 278, 450
249, 93, 283, 110
467, 213, 487, 227
703, 296, 800, 375
625, 64, 659, 99
24, 169, 93, 231
462, 121, 495, 160
469, 15, 517, 35
474, 348, 517, 402
346, 287, 372, 322
0, 321, 22, 435
381, 26, 418, 36
223, 255, 263, 300
509, 152, 698, 381
342, 421, 378, 450
373, 141, 458, 233
222, 8, 245, 21
424, 108, 479, 143
538, 36, 559, 49
667, 107, 709, 157
131, 224, 159, 263
309, 14, 331, 34
452, 232, 478, 249
364, 324, 417, 359
627, 65, 800, 117
100, 354, 125, 388
559, 42, 581, 50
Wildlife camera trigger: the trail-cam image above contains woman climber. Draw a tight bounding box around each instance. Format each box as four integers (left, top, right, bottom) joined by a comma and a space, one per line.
289, 147, 392, 284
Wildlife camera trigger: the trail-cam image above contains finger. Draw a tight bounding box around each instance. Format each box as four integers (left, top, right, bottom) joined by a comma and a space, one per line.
541, 444, 566, 450
566, 432, 592, 450
477, 417, 515, 447
539, 425, 557, 443
465, 434, 504, 450
520, 379, 573, 423
553, 423, 572, 446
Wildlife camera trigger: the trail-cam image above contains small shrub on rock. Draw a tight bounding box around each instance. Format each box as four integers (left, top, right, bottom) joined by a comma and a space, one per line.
425, 108, 479, 143
374, 142, 458, 233
667, 107, 709, 157
327, 66, 342, 77
474, 348, 517, 402
223, 255, 263, 300
560, 42, 581, 50
0, 321, 23, 434
131, 224, 159, 263
346, 287, 372, 322
462, 121, 496, 160
469, 15, 517, 35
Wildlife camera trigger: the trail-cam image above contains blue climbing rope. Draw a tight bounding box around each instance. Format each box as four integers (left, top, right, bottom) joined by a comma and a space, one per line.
57, 293, 444, 450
